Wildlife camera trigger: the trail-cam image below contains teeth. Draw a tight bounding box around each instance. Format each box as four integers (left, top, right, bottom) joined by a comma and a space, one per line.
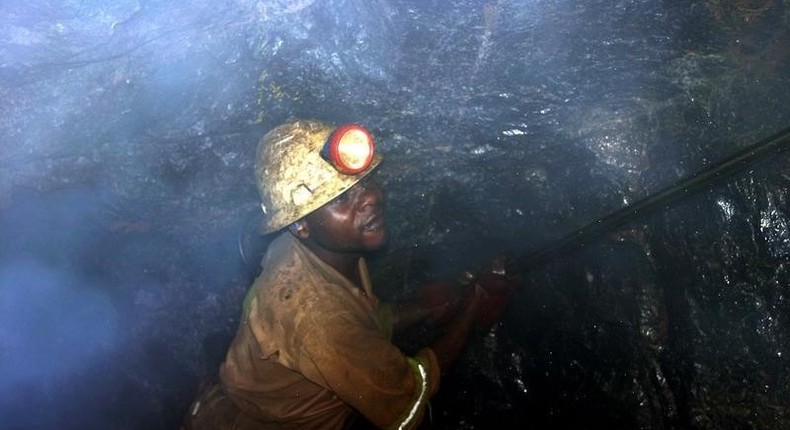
364, 217, 383, 231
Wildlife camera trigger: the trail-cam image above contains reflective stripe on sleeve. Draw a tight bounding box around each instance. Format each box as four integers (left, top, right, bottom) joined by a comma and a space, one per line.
390, 357, 429, 430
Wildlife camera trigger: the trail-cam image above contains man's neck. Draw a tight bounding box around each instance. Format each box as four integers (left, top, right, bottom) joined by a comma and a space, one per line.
303, 241, 363, 287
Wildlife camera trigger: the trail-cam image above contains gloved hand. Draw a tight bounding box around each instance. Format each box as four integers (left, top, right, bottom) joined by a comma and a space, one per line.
460, 253, 521, 330
417, 280, 467, 326
472, 272, 520, 329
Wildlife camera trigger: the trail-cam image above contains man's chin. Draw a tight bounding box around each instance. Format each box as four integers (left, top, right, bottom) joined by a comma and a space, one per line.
364, 229, 388, 250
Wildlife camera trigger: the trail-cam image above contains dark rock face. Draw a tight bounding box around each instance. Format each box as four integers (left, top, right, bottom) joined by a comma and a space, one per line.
1, 0, 788, 428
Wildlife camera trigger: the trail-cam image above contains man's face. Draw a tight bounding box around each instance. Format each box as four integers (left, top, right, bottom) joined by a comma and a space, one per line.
303, 178, 388, 253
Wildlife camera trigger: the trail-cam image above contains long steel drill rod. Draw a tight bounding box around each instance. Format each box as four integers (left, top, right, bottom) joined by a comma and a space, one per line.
510, 125, 790, 273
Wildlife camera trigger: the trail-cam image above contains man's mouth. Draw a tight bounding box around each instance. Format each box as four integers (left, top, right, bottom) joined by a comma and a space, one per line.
363, 214, 385, 232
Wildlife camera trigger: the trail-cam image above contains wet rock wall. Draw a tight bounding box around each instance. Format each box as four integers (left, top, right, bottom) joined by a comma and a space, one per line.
1, 0, 789, 429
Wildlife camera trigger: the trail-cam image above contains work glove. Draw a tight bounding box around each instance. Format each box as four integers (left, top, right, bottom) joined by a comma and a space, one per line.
460, 254, 521, 330
417, 280, 467, 326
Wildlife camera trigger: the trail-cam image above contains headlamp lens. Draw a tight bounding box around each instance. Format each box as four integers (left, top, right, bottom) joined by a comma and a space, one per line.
322, 124, 375, 174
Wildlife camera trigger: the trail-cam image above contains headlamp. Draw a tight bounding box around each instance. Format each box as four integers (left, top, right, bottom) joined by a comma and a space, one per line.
320, 124, 375, 175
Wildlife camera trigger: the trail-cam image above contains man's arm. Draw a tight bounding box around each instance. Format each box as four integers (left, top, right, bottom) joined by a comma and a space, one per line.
389, 281, 467, 334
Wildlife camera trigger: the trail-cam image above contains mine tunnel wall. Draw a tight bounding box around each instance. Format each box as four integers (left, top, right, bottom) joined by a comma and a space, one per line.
1, 1, 789, 429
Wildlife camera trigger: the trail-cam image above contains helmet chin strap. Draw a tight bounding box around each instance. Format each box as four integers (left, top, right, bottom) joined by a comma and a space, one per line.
289, 221, 309, 238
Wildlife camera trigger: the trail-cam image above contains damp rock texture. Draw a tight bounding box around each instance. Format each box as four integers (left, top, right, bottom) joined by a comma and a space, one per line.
1, 0, 788, 429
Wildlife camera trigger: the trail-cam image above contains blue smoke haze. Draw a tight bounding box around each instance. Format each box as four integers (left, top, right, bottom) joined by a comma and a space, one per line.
0, 260, 119, 411
1, 0, 788, 429
0, 189, 121, 428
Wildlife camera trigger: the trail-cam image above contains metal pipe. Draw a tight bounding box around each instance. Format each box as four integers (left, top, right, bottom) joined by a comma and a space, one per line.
510, 125, 790, 273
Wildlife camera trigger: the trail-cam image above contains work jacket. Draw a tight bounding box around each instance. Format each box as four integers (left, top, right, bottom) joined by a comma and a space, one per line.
206, 232, 439, 429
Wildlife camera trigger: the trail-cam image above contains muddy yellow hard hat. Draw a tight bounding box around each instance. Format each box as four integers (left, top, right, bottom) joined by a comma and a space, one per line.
255, 119, 383, 234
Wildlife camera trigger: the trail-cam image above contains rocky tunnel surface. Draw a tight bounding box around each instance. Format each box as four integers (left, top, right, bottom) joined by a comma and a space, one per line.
1, 0, 788, 428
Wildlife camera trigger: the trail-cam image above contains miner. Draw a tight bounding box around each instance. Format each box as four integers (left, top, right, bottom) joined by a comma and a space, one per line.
183, 119, 517, 429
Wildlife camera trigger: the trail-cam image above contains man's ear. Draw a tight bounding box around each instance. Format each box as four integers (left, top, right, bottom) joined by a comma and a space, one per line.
288, 221, 309, 239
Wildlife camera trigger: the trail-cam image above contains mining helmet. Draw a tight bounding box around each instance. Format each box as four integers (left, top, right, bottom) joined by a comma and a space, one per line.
255, 119, 383, 234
